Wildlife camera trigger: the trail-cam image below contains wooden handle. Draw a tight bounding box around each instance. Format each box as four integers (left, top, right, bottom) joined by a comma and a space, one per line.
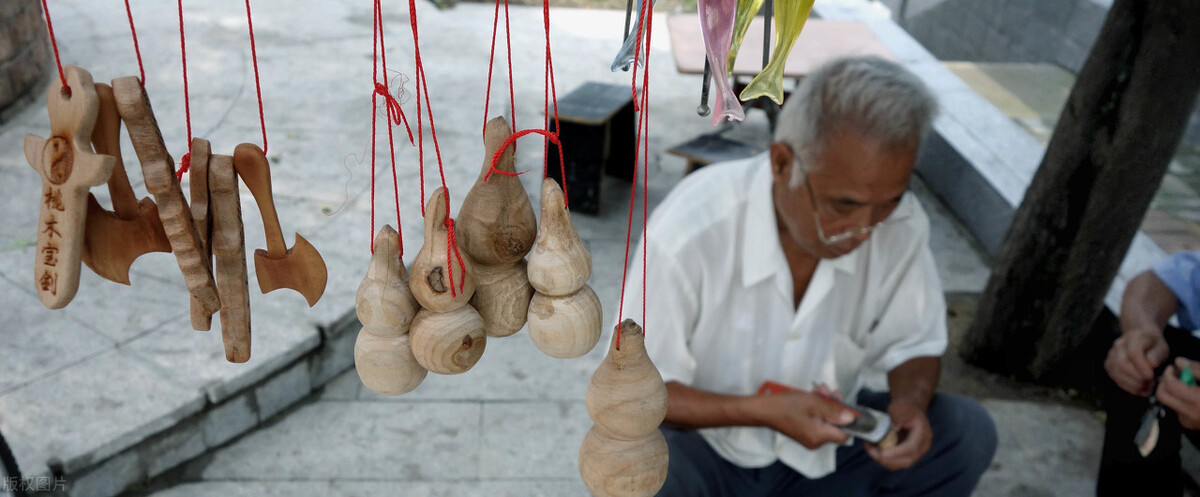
232, 142, 286, 258
91, 83, 138, 218
210, 154, 252, 363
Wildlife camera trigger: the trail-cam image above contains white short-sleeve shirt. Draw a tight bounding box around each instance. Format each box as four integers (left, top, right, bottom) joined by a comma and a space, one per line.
614, 153, 948, 479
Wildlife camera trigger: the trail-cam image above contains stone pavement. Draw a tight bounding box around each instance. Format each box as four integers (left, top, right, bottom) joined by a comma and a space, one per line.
0, 0, 1121, 496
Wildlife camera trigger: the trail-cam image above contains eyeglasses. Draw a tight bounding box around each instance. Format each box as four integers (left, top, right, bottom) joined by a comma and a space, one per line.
799, 165, 910, 246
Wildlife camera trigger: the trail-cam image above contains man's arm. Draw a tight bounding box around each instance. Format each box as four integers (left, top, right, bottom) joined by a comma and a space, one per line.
865, 356, 940, 470
1106, 271, 1175, 396
663, 381, 855, 449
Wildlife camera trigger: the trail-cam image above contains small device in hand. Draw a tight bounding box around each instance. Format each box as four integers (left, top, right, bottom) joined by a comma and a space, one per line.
757, 381, 897, 446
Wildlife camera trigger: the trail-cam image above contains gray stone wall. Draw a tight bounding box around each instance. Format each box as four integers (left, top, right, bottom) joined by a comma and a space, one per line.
0, 0, 49, 123
882, 0, 1200, 148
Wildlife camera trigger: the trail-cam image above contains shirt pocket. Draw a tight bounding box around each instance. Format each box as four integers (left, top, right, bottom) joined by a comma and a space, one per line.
833, 332, 866, 395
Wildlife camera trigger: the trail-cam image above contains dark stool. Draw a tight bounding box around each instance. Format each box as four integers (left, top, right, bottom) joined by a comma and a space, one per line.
546, 82, 636, 215
668, 133, 763, 175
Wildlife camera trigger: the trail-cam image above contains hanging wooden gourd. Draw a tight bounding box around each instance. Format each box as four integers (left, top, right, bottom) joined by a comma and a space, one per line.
408, 187, 487, 374
586, 319, 670, 439
355, 226, 426, 395
459, 116, 536, 338
410, 187, 476, 311
579, 319, 670, 497
527, 178, 601, 358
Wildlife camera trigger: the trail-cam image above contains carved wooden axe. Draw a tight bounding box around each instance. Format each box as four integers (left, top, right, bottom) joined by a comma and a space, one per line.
80, 83, 171, 285
232, 143, 327, 307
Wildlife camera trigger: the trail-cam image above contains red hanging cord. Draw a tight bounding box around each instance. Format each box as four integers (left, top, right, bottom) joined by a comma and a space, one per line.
244, 0, 268, 154
123, 0, 146, 86
369, 0, 413, 254
616, 0, 654, 349
541, 0, 568, 208
38, 0, 69, 97
482, 0, 516, 141
176, 0, 193, 180
406, 0, 463, 296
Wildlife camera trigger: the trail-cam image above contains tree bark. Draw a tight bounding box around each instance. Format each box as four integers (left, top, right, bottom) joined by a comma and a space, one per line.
961, 0, 1200, 379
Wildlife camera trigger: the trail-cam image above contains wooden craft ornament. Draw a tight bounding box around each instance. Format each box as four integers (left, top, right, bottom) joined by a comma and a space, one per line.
81, 82, 171, 286
209, 154, 252, 363
528, 178, 592, 296
232, 143, 328, 307
24, 65, 116, 309
470, 261, 534, 338
409, 306, 487, 375
457, 116, 537, 266
528, 285, 602, 358
586, 319, 670, 439
355, 226, 426, 395
578, 319, 670, 497
112, 75, 220, 315
188, 138, 214, 331
410, 187, 477, 312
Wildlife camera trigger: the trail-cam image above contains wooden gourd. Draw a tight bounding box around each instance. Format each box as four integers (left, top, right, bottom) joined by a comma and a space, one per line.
527, 285, 602, 359
409, 306, 487, 375
209, 153, 252, 363
410, 187, 476, 312
586, 319, 670, 439
578, 425, 669, 497
457, 116, 537, 266
527, 178, 591, 296
25, 66, 116, 309
355, 226, 426, 395
578, 319, 669, 497
470, 261, 534, 338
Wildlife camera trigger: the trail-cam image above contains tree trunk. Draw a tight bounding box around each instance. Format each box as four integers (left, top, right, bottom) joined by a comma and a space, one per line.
961, 0, 1200, 379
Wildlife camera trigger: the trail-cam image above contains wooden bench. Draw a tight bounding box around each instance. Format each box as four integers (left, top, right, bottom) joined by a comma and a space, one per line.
668, 133, 764, 175
546, 82, 636, 215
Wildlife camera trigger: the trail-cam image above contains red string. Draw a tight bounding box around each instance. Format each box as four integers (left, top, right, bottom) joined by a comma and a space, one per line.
123, 0, 146, 86
376, 3, 407, 256
244, 0, 268, 154
38, 0, 69, 97
176, 0, 193, 180
541, 0, 567, 208
486, 129, 558, 182
616, 0, 654, 349
482, 0, 516, 140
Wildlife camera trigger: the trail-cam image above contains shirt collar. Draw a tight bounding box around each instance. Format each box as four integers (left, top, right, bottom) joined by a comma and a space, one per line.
741, 156, 857, 289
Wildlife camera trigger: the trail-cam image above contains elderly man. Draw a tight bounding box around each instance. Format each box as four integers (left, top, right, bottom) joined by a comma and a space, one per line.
616, 56, 997, 496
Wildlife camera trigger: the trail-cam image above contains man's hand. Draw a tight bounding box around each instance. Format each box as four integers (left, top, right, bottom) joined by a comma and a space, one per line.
1105, 328, 1170, 396
755, 390, 855, 449
865, 399, 932, 470
1157, 358, 1200, 430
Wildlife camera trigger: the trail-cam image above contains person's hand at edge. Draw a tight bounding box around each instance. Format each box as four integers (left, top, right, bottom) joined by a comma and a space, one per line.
1158, 357, 1200, 430
864, 399, 931, 470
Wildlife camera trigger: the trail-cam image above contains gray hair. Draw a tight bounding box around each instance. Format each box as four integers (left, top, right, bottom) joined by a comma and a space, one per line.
774, 56, 938, 188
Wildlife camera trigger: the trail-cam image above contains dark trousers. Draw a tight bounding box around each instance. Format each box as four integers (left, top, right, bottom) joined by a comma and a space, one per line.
1097, 327, 1200, 497
656, 391, 997, 496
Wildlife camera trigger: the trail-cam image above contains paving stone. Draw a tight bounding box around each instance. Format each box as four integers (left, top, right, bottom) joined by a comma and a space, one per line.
142, 420, 206, 478
197, 401, 482, 481
0, 271, 115, 394
255, 359, 313, 421
67, 450, 141, 497
0, 349, 204, 476
200, 392, 259, 449
319, 369, 363, 401
149, 480, 587, 497
479, 401, 591, 479
976, 399, 1103, 497
310, 312, 359, 387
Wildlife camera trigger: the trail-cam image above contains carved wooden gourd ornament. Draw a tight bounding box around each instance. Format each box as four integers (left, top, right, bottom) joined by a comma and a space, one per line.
355, 226, 426, 395
578, 425, 669, 497
458, 116, 537, 266
528, 285, 602, 359
409, 306, 487, 375
586, 319, 669, 438
410, 187, 476, 312
527, 178, 591, 296
579, 319, 669, 497
470, 261, 534, 338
